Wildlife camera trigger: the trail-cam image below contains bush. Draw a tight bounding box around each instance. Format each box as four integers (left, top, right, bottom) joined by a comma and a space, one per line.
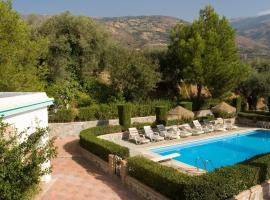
232, 97, 242, 112
238, 112, 270, 121
155, 106, 167, 125
128, 154, 270, 200
213, 111, 235, 119
80, 129, 129, 161
0, 120, 57, 200
192, 99, 219, 111
49, 108, 77, 122
179, 101, 192, 111
118, 104, 131, 130
82, 125, 123, 136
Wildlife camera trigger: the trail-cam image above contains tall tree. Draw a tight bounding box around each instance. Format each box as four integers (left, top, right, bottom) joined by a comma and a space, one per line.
108, 46, 161, 101
38, 12, 110, 85
0, 1, 47, 91
167, 6, 250, 99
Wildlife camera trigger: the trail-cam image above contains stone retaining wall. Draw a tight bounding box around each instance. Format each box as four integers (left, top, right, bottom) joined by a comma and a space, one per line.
49, 116, 156, 137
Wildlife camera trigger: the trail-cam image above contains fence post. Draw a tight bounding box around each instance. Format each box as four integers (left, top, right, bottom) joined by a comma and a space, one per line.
120, 160, 128, 183
108, 154, 115, 175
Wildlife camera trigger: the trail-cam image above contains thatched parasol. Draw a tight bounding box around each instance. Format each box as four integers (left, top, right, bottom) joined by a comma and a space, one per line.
168, 106, 194, 127
211, 101, 236, 113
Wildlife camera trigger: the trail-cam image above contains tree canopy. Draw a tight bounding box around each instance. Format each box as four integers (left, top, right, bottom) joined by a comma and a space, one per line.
0, 1, 47, 91
167, 6, 251, 99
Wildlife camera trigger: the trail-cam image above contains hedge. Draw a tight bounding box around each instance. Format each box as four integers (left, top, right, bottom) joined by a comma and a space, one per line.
49, 109, 77, 122
82, 125, 123, 136
128, 154, 270, 200
118, 104, 131, 130
238, 112, 270, 121
79, 129, 129, 161
155, 106, 167, 125
50, 100, 176, 122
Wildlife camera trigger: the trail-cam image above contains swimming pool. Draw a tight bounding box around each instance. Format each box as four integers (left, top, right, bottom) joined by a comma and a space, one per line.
152, 130, 270, 171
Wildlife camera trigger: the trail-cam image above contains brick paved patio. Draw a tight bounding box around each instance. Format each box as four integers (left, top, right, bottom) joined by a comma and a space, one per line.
37, 137, 139, 200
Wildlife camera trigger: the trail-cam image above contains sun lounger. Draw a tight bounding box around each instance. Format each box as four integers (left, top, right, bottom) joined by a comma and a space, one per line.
180, 123, 204, 136
144, 126, 164, 142
224, 119, 238, 130
214, 118, 227, 131
156, 124, 180, 139
168, 125, 192, 138
151, 153, 181, 162
193, 120, 214, 133
128, 128, 150, 144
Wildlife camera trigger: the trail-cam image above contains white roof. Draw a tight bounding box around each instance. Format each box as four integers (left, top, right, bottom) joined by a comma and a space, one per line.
0, 92, 54, 117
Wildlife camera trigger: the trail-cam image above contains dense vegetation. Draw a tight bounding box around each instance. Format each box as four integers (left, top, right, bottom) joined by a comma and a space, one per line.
1, 1, 270, 115
0, 120, 57, 200
128, 154, 270, 200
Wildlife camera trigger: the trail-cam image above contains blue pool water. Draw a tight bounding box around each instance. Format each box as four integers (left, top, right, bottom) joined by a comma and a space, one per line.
152, 130, 270, 171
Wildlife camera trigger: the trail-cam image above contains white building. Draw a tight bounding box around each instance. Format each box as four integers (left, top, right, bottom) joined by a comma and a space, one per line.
0, 92, 54, 182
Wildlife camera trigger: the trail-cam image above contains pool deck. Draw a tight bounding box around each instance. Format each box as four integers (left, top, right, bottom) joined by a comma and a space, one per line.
99, 126, 260, 175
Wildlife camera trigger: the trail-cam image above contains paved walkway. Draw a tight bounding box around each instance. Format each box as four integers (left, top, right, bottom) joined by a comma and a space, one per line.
37, 137, 139, 200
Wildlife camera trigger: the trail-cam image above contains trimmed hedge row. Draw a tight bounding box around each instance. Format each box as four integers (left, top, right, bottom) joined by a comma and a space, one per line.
155, 106, 167, 125
179, 101, 192, 111
128, 154, 270, 200
79, 129, 129, 161
50, 100, 176, 122
238, 112, 270, 121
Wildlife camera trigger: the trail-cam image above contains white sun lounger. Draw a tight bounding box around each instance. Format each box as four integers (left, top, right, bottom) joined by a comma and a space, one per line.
156, 124, 180, 139
151, 153, 181, 162
144, 126, 164, 142
180, 123, 204, 135
193, 120, 214, 133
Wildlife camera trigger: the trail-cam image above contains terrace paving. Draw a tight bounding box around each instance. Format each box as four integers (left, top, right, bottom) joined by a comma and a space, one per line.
37, 136, 139, 200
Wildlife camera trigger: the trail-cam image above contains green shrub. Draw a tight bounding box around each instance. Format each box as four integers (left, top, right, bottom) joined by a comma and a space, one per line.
118, 104, 131, 130
82, 125, 123, 136
128, 153, 270, 200
213, 111, 235, 119
49, 108, 77, 122
132, 122, 154, 129
0, 120, 57, 200
267, 96, 270, 110
179, 101, 192, 111
155, 106, 167, 125
238, 112, 270, 121
166, 118, 193, 126
80, 129, 129, 161
192, 99, 219, 111
232, 97, 242, 112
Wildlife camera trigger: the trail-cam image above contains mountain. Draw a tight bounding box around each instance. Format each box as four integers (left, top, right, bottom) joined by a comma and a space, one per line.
231, 14, 270, 58
97, 16, 187, 49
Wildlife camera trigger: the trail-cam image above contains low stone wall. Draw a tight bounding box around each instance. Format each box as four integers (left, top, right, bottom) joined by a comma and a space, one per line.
49, 116, 156, 137
78, 146, 110, 174
230, 180, 270, 200
79, 146, 168, 200
124, 176, 169, 200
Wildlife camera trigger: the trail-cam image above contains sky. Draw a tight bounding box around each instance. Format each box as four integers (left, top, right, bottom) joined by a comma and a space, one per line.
12, 0, 270, 22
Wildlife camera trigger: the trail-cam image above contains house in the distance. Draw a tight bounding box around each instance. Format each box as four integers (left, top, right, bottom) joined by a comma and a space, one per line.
0, 92, 54, 182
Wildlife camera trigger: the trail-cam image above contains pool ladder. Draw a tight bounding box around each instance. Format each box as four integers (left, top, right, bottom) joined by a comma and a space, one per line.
194, 157, 215, 171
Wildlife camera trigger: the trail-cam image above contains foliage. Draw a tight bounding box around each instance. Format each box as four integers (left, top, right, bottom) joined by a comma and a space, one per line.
107, 46, 161, 101
49, 108, 77, 122
192, 98, 220, 111
0, 1, 47, 91
232, 97, 242, 112
79, 129, 129, 161
79, 125, 122, 136
238, 112, 270, 121
155, 106, 168, 125
213, 111, 235, 119
128, 153, 270, 200
118, 104, 131, 130
179, 101, 192, 111
167, 5, 250, 99
238, 67, 270, 110
50, 100, 176, 122
0, 120, 57, 200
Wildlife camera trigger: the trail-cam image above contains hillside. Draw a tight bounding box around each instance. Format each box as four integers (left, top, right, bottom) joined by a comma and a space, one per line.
231, 14, 270, 58
97, 16, 186, 49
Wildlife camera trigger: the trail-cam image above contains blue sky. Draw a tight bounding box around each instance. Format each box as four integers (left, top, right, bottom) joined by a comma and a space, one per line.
12, 0, 270, 21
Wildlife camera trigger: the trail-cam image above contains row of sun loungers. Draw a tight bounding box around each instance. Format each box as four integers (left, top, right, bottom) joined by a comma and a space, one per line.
128, 118, 238, 145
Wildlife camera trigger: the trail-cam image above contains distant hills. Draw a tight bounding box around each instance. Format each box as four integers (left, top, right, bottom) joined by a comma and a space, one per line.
97, 16, 186, 49
23, 14, 270, 58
